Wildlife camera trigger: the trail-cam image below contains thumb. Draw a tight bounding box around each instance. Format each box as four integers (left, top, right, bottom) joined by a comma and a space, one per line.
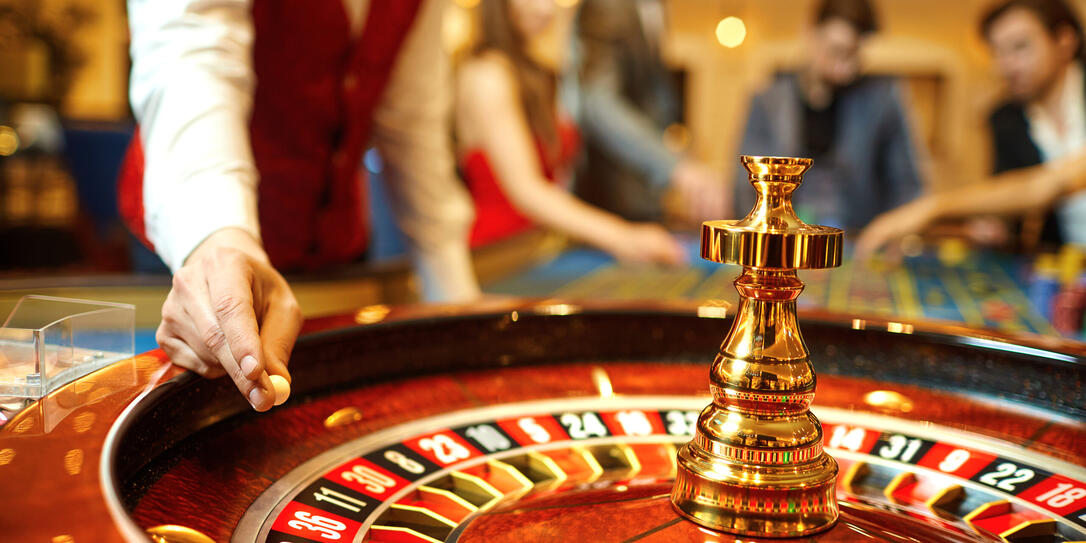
259, 293, 302, 382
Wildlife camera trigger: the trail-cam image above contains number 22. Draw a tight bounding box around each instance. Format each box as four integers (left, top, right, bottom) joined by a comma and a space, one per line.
978, 462, 1035, 492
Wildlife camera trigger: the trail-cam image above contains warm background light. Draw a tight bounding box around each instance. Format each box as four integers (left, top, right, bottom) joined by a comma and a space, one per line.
20, 0, 1086, 195
443, 4, 474, 54
715, 16, 747, 48
0, 126, 18, 157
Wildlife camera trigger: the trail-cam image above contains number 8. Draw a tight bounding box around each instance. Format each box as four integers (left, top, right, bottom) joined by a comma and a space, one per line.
384, 450, 424, 474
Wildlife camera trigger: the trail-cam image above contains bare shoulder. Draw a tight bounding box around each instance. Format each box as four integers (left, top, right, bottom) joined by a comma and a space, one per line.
458, 51, 519, 107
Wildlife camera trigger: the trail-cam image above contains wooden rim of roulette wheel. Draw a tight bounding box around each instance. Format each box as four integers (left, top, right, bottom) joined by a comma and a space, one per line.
4, 156, 1086, 542
0, 299, 1084, 542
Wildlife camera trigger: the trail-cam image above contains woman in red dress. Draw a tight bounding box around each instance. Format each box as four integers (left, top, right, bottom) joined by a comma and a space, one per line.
455, 0, 685, 266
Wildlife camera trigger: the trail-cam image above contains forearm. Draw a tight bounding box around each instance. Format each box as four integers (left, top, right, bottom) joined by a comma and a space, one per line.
411, 241, 479, 303
931, 166, 1064, 220
376, 0, 479, 302
128, 0, 261, 270
505, 179, 628, 249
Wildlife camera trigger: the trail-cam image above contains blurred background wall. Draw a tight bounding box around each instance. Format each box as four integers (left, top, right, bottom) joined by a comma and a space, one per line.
1, 0, 128, 119
31, 0, 1086, 184
3, 0, 1086, 273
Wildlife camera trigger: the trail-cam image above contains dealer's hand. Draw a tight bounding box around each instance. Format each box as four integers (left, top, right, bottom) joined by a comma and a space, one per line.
155, 227, 301, 411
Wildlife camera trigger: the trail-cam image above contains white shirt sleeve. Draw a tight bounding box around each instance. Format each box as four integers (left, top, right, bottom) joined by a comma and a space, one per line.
372, 0, 481, 302
128, 0, 261, 271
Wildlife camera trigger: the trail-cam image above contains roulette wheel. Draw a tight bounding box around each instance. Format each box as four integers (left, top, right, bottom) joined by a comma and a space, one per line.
2, 157, 1084, 542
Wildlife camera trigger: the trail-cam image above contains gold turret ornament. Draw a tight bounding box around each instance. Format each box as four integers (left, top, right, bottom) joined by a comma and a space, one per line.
671, 156, 843, 537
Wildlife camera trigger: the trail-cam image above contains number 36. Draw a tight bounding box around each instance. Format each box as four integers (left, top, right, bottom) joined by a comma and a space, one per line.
288, 511, 346, 540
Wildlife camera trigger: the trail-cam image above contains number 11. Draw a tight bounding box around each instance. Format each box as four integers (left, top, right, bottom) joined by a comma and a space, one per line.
313, 486, 368, 513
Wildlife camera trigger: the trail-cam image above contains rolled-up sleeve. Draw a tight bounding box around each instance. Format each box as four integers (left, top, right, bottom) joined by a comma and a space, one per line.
128, 0, 261, 271
372, 0, 480, 302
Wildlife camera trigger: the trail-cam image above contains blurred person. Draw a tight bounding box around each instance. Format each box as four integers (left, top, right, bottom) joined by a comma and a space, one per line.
119, 0, 480, 411
456, 0, 685, 266
734, 0, 924, 231
567, 0, 727, 223
856, 0, 1086, 255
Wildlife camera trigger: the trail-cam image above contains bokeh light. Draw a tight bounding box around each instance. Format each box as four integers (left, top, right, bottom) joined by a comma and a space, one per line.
0, 126, 19, 156
715, 16, 747, 48
443, 4, 474, 54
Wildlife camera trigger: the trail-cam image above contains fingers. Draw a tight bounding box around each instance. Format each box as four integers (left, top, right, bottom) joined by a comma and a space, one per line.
686, 186, 709, 222
204, 256, 265, 380
854, 223, 892, 261
157, 326, 225, 379
719, 183, 734, 219
673, 164, 728, 221
172, 261, 275, 411
853, 238, 878, 261
883, 242, 905, 267
206, 261, 276, 410
700, 189, 721, 220
158, 291, 221, 375
677, 173, 707, 221
709, 189, 728, 220
640, 225, 687, 267
161, 342, 228, 379
156, 230, 292, 412
693, 177, 727, 220
660, 235, 688, 267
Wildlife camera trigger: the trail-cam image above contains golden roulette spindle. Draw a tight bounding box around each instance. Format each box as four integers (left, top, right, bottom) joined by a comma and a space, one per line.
671, 155, 844, 537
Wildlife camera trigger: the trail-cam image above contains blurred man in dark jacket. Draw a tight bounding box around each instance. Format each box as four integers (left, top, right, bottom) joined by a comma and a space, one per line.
734, 0, 924, 232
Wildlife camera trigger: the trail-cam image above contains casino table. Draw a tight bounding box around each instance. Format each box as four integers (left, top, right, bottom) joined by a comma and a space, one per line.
4, 153, 1086, 542
485, 237, 1063, 337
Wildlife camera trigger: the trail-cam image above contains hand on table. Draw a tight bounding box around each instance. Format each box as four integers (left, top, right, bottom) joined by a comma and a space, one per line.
604, 222, 687, 267
964, 217, 1011, 247
155, 228, 301, 411
854, 197, 938, 261
671, 160, 731, 221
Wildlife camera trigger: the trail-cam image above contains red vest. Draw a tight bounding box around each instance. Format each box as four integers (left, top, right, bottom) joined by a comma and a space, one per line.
119, 0, 423, 270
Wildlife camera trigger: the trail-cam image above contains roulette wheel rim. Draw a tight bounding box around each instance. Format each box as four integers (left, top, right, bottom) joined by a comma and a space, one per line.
221, 396, 1086, 542
79, 300, 1086, 542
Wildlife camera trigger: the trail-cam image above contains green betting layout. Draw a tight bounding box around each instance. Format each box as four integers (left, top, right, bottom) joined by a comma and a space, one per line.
487, 243, 1057, 336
